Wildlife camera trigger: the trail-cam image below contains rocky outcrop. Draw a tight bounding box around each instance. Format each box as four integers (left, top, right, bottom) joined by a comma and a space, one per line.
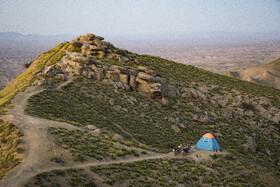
70, 33, 135, 62
43, 65, 63, 78
42, 53, 165, 98
37, 33, 280, 125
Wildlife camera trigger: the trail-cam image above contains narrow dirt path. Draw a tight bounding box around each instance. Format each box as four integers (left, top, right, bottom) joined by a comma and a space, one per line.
28, 152, 172, 176
0, 82, 172, 187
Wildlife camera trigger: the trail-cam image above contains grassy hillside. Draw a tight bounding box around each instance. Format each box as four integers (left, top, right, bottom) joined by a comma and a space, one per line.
0, 43, 67, 180
0, 120, 22, 180
0, 42, 67, 108
26, 156, 279, 187
25, 52, 280, 185
137, 55, 280, 104
1, 37, 280, 185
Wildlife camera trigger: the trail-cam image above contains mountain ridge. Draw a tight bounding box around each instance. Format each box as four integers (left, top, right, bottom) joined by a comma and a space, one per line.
0, 33, 280, 186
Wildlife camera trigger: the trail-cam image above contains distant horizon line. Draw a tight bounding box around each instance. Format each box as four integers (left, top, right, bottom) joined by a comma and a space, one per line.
1, 30, 280, 37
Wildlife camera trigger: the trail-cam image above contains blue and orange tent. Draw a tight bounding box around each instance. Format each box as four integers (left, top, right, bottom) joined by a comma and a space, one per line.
195, 133, 221, 151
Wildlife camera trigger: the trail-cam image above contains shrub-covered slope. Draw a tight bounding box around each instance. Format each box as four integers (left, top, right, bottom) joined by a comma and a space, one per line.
0, 43, 67, 181
0, 120, 22, 180
1, 34, 280, 186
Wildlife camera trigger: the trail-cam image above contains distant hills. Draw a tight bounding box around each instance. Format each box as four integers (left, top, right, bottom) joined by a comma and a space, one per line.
0, 32, 74, 45
226, 58, 280, 89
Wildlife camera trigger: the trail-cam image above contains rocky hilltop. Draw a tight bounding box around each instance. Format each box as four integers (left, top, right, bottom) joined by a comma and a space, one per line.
34, 34, 280, 124
34, 33, 165, 98
0, 34, 280, 186
225, 57, 280, 89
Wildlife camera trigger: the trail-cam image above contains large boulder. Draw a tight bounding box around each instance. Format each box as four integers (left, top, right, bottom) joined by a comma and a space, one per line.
106, 71, 120, 82
137, 72, 160, 83
97, 51, 106, 58
137, 66, 156, 76
67, 60, 84, 68
119, 74, 129, 85
71, 41, 83, 48
129, 75, 137, 90
87, 71, 96, 79
85, 33, 95, 40
136, 77, 161, 98
89, 45, 104, 51
113, 134, 124, 140
148, 83, 161, 94
43, 65, 62, 77
86, 125, 97, 130
93, 129, 101, 135
111, 65, 128, 74
115, 81, 131, 91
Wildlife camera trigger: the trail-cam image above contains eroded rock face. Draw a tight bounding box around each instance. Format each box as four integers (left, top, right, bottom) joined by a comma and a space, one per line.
71, 33, 135, 62
43, 65, 63, 78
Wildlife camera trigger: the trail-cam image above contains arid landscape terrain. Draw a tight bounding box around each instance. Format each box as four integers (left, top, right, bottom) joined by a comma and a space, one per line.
115, 40, 280, 74
1, 33, 279, 186
1, 1, 280, 186
1, 32, 280, 90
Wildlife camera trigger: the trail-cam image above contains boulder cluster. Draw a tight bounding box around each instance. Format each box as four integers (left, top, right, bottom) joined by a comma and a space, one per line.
36, 33, 280, 127
59, 58, 164, 98
36, 33, 165, 98
71, 33, 135, 62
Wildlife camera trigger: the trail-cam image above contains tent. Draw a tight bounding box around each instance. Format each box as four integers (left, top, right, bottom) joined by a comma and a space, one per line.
195, 133, 221, 151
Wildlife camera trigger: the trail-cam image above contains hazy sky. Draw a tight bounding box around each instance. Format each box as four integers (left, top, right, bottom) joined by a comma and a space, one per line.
0, 0, 280, 36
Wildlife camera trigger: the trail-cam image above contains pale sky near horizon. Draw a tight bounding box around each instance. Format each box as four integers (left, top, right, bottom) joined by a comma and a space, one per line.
0, 0, 280, 36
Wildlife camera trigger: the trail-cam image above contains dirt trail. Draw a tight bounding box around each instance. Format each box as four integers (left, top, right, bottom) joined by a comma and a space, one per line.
29, 153, 172, 176
0, 82, 172, 187
0, 78, 222, 187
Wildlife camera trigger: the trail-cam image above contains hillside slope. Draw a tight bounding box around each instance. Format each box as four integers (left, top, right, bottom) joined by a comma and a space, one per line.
225, 58, 280, 89
0, 34, 280, 186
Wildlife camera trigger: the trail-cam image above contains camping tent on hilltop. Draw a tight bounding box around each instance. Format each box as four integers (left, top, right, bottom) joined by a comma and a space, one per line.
195, 133, 221, 151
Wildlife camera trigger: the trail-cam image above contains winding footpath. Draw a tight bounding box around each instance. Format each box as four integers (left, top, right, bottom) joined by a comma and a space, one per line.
0, 82, 171, 187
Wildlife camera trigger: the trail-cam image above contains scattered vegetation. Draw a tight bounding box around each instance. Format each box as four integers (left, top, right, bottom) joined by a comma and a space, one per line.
90, 157, 279, 186
49, 127, 139, 162
25, 168, 96, 187
0, 43, 67, 180
0, 42, 66, 107
26, 77, 280, 180
67, 45, 82, 53
137, 55, 280, 107
0, 120, 22, 180
46, 48, 66, 66
1, 41, 280, 185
